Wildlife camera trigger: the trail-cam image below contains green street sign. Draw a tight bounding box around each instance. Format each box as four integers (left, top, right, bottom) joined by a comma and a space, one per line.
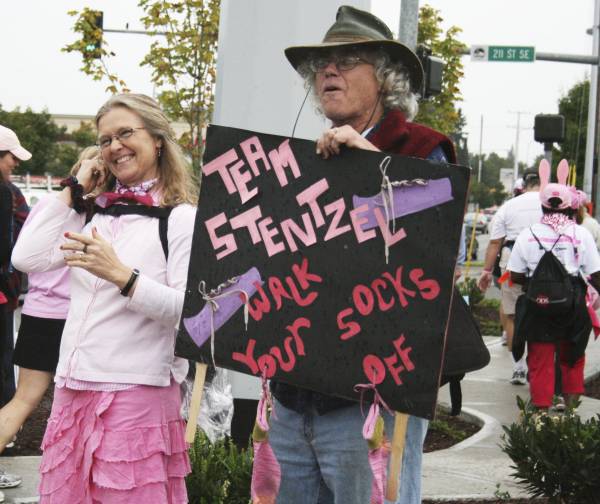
471, 45, 535, 63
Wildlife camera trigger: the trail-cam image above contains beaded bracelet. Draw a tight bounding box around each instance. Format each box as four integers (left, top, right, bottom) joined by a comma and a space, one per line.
59, 175, 86, 214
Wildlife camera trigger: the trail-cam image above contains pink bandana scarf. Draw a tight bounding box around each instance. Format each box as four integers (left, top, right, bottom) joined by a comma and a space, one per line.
95, 178, 158, 208
540, 212, 572, 234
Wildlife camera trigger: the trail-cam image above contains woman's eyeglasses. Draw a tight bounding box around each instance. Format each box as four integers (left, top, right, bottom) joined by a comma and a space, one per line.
97, 127, 146, 150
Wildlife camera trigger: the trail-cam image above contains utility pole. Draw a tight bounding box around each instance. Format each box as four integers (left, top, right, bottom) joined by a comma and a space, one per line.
514, 112, 521, 181
478, 115, 483, 182
509, 111, 527, 181
588, 0, 600, 216
399, 0, 419, 51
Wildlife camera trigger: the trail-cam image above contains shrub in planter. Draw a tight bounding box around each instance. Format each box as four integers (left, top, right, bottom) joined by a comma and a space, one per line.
457, 277, 484, 306
501, 396, 600, 503
471, 298, 502, 336
186, 431, 253, 503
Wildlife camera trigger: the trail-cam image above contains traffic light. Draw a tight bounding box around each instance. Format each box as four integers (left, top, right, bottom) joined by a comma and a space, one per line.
534, 114, 565, 144
83, 10, 103, 59
416, 45, 444, 98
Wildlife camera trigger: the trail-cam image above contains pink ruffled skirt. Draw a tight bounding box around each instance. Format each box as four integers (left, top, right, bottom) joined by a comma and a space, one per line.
39, 380, 191, 503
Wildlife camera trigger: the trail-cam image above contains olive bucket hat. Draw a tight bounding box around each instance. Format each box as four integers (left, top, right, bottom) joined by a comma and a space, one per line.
285, 5, 424, 93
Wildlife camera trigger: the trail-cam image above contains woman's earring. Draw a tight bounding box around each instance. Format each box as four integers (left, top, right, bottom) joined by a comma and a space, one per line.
157, 146, 162, 158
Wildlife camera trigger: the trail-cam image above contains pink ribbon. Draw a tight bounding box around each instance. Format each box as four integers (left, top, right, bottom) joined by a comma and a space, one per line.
251, 368, 281, 504
354, 383, 391, 504
354, 382, 393, 418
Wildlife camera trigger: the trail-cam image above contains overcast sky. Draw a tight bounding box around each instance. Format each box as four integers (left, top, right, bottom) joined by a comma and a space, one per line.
1, 0, 595, 167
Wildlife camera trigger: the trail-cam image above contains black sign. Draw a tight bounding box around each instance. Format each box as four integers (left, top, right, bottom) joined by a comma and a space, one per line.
175, 125, 470, 419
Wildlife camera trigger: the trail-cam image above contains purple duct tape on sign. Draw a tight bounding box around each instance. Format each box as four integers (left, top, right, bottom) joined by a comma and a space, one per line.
183, 267, 263, 349
352, 177, 453, 231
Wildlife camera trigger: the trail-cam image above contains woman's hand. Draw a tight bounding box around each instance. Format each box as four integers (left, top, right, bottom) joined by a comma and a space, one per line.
316, 125, 380, 159
61, 227, 133, 290
78, 157, 108, 194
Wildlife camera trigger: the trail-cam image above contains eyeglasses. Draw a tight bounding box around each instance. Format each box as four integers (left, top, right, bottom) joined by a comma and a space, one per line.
309, 55, 370, 73
97, 127, 146, 150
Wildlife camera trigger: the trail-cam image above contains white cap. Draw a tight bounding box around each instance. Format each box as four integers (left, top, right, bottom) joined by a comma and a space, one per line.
0, 125, 32, 161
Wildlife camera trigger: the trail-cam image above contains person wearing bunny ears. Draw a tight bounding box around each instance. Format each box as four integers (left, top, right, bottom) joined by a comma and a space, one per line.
478, 168, 542, 385
507, 159, 600, 411
576, 191, 600, 250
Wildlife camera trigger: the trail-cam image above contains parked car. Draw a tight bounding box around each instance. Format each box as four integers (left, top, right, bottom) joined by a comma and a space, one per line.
464, 212, 488, 234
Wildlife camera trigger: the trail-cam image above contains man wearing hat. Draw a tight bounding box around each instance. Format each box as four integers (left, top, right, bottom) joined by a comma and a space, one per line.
268, 6, 456, 503
478, 169, 542, 386
0, 125, 30, 496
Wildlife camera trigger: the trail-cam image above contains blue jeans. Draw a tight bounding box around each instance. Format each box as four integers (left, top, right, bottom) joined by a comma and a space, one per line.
269, 400, 428, 504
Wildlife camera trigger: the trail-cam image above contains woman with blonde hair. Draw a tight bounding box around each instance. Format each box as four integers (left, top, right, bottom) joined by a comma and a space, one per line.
0, 147, 99, 457
12, 94, 197, 503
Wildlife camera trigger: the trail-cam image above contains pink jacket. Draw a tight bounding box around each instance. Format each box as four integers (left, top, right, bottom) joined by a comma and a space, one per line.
19, 195, 70, 319
12, 195, 196, 386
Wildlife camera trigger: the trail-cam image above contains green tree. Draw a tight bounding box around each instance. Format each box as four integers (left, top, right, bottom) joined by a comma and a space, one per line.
0, 107, 98, 177
63, 0, 221, 173
450, 108, 469, 166
557, 79, 589, 186
70, 121, 97, 148
415, 4, 466, 136
469, 179, 506, 208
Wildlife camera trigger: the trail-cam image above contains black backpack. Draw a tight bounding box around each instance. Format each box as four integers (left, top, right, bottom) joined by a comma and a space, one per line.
91, 204, 173, 259
525, 229, 574, 315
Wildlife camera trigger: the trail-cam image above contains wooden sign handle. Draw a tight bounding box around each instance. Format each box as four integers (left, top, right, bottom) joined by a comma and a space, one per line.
184, 363, 208, 443
385, 412, 409, 501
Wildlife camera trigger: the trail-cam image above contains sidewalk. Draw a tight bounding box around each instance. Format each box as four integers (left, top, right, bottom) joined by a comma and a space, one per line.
424, 333, 600, 501
2, 335, 600, 503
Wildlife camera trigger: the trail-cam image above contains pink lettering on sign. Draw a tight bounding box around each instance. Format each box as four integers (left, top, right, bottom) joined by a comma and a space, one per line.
324, 198, 352, 241
336, 265, 440, 340
268, 139, 301, 187
205, 212, 237, 259
296, 178, 329, 228
350, 204, 377, 243
362, 334, 415, 386
374, 207, 406, 246
240, 136, 272, 177
258, 217, 286, 257
232, 317, 311, 378
230, 205, 263, 244
202, 149, 238, 195
281, 213, 317, 253
229, 157, 258, 204
204, 136, 304, 205
247, 258, 322, 322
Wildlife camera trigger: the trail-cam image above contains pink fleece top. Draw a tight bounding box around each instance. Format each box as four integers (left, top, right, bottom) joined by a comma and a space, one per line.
19, 195, 70, 319
11, 193, 196, 387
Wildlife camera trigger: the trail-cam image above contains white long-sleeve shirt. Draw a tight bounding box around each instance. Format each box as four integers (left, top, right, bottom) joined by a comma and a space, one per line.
12, 195, 196, 386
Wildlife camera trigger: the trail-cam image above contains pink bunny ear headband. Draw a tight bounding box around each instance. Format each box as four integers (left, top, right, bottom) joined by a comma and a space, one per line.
538, 158, 573, 210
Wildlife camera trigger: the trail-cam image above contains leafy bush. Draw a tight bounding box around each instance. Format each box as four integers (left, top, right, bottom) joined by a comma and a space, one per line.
477, 298, 501, 309
186, 432, 253, 504
501, 396, 600, 503
457, 277, 484, 306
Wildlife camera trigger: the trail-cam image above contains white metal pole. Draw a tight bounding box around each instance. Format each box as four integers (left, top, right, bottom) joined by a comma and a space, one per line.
399, 0, 419, 51
584, 0, 599, 202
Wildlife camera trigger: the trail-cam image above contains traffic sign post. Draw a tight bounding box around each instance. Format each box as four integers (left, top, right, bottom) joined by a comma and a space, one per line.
470, 45, 535, 62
